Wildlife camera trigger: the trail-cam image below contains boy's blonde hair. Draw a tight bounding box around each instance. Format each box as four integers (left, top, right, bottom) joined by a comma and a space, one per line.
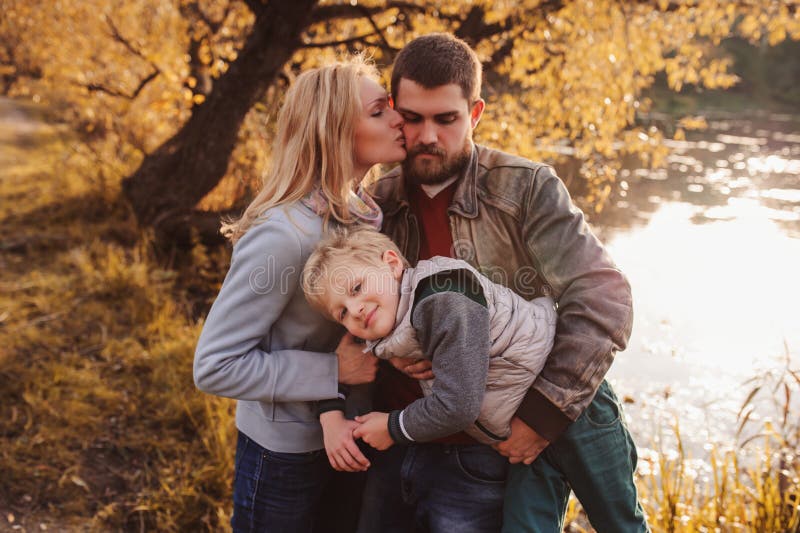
302, 225, 408, 316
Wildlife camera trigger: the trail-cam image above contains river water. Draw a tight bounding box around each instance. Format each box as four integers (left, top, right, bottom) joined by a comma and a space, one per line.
591, 110, 800, 458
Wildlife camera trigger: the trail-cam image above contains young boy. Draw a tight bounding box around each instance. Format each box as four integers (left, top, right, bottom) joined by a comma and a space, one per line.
301, 225, 558, 449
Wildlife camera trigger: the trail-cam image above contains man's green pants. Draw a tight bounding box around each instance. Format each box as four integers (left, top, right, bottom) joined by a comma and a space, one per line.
503, 380, 650, 532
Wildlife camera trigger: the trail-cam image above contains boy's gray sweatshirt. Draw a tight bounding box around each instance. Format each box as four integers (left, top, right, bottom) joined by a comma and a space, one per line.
370, 256, 557, 445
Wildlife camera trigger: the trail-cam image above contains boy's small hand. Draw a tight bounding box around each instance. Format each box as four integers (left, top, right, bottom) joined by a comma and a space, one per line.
389, 357, 434, 380
353, 412, 394, 450
319, 411, 371, 472
493, 416, 549, 464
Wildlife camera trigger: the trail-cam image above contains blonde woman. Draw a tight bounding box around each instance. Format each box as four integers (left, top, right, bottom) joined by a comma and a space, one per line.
193, 56, 406, 532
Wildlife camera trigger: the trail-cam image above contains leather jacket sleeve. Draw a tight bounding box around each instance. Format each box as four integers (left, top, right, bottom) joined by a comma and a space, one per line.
515, 166, 633, 441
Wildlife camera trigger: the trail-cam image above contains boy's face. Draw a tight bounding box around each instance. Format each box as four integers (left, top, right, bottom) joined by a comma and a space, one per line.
324, 251, 404, 341
395, 78, 485, 185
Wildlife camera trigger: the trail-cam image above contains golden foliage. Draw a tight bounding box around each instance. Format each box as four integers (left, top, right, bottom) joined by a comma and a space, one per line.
3, 1, 797, 214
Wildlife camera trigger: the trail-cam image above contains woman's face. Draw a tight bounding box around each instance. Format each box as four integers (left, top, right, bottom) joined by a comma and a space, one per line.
353, 77, 406, 177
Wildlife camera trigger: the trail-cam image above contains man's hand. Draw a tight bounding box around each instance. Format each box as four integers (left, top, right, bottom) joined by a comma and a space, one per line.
319, 411, 371, 472
493, 417, 550, 464
336, 333, 378, 385
353, 412, 394, 450
388, 357, 434, 380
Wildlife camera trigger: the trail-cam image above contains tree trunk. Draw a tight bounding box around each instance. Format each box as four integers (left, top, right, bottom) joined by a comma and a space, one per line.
122, 0, 318, 243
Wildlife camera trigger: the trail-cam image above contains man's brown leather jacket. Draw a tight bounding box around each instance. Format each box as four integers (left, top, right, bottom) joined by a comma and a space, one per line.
369, 143, 633, 441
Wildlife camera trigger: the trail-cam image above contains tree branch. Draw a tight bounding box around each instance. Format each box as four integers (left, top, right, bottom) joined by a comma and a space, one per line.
310, 1, 427, 24
487, 38, 515, 69
130, 69, 160, 98
242, 0, 266, 17
302, 32, 383, 49
358, 4, 394, 52
92, 15, 162, 100
302, 17, 399, 52
104, 15, 149, 63
79, 67, 159, 100
454, 6, 517, 45
83, 82, 134, 98
177, 2, 238, 99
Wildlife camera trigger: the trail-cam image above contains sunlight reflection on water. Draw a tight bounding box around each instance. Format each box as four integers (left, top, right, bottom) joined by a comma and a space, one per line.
605, 200, 800, 456
607, 201, 800, 376
594, 112, 800, 456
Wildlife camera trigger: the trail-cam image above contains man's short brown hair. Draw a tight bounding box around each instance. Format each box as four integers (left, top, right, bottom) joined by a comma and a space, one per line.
391, 33, 482, 103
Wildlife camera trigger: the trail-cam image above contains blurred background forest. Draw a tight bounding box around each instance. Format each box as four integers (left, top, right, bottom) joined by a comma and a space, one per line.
1, 0, 799, 531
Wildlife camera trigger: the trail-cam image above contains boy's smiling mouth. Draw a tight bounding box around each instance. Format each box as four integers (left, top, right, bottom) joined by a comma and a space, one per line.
364, 308, 377, 329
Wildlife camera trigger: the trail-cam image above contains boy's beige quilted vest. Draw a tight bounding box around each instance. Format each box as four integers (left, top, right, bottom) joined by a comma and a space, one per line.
369, 256, 557, 444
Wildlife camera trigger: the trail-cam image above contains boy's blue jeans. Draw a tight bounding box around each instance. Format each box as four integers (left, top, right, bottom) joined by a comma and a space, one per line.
357, 442, 508, 532
503, 380, 650, 532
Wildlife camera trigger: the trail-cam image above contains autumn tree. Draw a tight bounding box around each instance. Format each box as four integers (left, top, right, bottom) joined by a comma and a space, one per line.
2, 0, 798, 244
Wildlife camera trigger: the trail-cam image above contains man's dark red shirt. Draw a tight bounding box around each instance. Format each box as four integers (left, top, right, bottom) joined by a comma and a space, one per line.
373, 180, 476, 444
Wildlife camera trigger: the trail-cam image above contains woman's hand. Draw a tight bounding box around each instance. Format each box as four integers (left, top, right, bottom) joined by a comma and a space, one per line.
319, 411, 371, 472
336, 333, 379, 385
353, 412, 394, 450
389, 357, 434, 380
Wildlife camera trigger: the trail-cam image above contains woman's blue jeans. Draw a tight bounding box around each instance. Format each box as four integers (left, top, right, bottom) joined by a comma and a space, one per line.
231, 431, 364, 533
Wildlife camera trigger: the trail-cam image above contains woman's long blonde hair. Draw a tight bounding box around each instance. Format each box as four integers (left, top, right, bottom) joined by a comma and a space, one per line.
222, 55, 380, 243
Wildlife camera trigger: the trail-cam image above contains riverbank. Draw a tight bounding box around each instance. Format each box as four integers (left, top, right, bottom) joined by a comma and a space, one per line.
1, 99, 798, 531
645, 36, 800, 119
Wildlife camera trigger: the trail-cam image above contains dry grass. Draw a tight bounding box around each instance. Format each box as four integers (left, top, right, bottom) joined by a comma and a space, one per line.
0, 103, 236, 531
565, 359, 800, 533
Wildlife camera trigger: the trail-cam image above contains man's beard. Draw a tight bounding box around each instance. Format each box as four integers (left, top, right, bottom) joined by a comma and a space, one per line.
402, 137, 472, 185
